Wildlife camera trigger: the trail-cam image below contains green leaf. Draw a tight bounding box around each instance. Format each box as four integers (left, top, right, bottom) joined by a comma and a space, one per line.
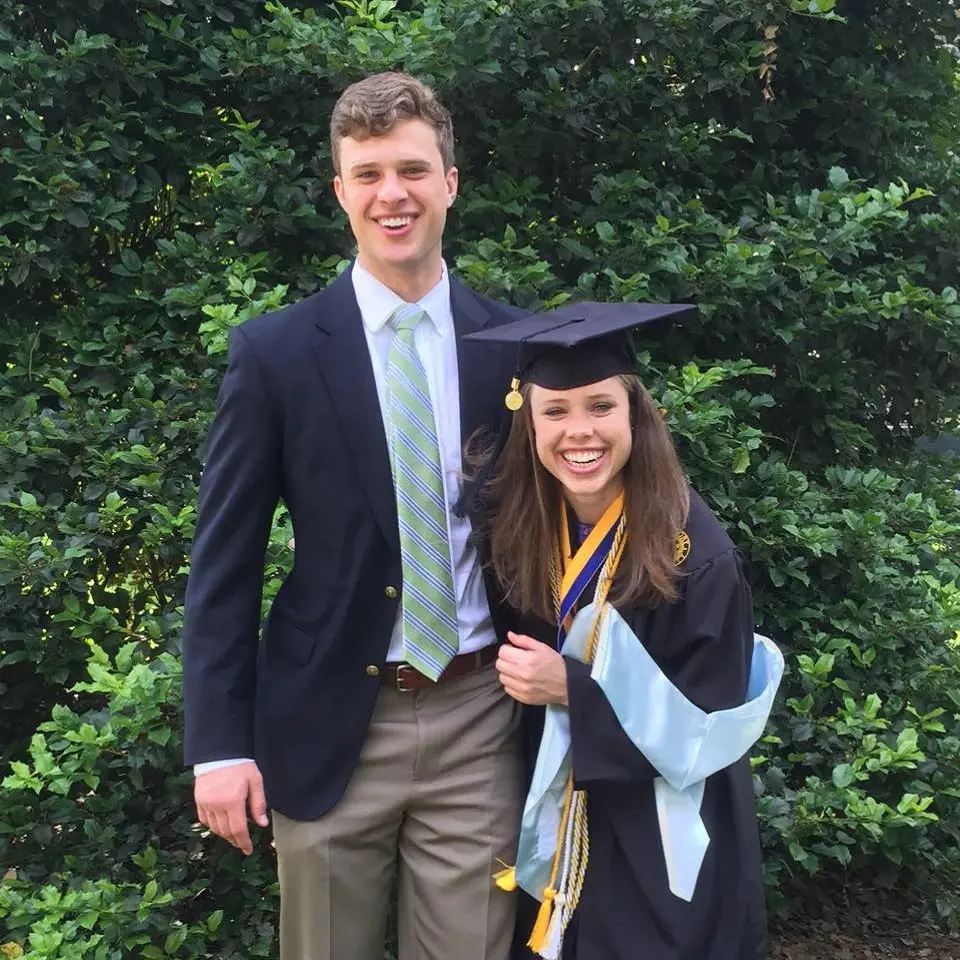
595, 221, 615, 243
165, 926, 189, 953
10, 260, 29, 286
832, 763, 855, 789
65, 208, 90, 228
828, 166, 849, 189
46, 377, 70, 398
147, 726, 172, 746
120, 248, 142, 272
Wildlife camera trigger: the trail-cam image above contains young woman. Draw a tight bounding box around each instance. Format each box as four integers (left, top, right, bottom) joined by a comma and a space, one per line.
460, 304, 784, 960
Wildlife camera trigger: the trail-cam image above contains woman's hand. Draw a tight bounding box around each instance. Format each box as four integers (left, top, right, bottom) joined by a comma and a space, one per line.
496, 632, 569, 706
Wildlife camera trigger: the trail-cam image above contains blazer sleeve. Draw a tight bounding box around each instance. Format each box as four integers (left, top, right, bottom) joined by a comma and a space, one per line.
182, 326, 281, 765
567, 549, 754, 787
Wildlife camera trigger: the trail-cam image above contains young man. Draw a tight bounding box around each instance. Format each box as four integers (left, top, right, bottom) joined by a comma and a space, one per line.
182, 72, 523, 960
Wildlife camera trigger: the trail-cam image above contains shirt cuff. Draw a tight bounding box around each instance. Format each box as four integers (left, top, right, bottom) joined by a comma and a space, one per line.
193, 757, 255, 777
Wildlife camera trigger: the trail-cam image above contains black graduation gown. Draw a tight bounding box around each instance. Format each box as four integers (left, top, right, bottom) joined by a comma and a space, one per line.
513, 490, 768, 960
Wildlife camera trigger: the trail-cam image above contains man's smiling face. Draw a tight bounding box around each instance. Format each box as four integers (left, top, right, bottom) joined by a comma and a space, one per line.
333, 118, 458, 300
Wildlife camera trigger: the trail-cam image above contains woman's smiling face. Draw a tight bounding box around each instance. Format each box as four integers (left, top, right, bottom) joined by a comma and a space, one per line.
529, 376, 633, 525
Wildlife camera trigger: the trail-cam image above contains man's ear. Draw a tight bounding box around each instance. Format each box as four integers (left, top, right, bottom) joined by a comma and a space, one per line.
333, 174, 346, 211
445, 164, 459, 206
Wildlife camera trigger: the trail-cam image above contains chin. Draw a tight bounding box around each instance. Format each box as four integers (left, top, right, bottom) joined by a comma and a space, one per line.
380, 247, 428, 270
562, 477, 607, 499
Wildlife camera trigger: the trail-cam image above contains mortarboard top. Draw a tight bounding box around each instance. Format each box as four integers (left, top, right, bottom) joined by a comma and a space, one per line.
464, 300, 695, 406
453, 299, 696, 518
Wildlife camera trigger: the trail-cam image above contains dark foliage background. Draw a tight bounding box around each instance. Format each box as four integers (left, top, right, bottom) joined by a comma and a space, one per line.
1, 0, 959, 955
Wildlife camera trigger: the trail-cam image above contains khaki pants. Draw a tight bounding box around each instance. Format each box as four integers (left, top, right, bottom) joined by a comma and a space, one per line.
272, 662, 523, 960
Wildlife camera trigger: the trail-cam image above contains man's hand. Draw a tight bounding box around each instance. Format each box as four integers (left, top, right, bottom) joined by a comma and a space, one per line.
496, 632, 569, 706
195, 761, 268, 855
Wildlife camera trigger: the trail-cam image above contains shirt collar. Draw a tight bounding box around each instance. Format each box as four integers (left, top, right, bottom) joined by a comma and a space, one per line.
352, 260, 451, 335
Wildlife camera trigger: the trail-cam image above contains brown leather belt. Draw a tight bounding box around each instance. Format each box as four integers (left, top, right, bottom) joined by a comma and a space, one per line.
381, 645, 498, 692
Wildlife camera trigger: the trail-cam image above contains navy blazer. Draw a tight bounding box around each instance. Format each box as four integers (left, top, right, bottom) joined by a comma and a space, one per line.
182, 269, 518, 820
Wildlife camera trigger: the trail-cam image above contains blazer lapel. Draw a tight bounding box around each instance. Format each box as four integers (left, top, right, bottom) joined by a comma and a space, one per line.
311, 271, 399, 553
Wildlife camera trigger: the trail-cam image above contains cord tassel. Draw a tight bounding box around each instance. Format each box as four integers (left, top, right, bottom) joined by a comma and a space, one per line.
493, 865, 517, 891
540, 892, 566, 960
527, 887, 557, 953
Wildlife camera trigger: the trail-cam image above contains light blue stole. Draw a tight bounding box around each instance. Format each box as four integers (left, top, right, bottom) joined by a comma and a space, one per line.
515, 601, 784, 904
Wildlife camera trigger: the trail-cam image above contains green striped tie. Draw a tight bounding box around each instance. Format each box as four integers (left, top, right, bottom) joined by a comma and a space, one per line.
386, 304, 459, 680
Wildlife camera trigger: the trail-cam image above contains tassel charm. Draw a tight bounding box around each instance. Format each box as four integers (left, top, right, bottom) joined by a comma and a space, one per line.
505, 377, 524, 411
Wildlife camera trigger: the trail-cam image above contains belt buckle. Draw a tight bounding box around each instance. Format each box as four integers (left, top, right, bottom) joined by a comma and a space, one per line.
395, 664, 418, 693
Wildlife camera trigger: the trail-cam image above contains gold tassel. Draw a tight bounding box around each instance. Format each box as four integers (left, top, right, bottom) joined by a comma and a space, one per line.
527, 887, 557, 953
493, 865, 517, 891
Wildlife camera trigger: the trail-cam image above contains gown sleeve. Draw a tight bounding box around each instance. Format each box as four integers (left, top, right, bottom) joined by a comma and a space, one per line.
567, 547, 754, 787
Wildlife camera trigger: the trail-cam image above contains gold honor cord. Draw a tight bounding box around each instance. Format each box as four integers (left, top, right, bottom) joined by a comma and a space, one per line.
525, 512, 628, 956
495, 506, 690, 959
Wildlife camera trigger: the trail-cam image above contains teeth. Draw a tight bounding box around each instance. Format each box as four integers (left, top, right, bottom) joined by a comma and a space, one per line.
379, 216, 413, 228
563, 451, 603, 465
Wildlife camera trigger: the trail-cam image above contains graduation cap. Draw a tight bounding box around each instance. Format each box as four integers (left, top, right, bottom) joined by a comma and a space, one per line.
465, 300, 694, 408
454, 300, 696, 516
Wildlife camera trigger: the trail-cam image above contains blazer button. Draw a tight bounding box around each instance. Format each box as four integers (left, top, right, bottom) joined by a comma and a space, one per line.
384, 585, 398, 599
365, 664, 380, 677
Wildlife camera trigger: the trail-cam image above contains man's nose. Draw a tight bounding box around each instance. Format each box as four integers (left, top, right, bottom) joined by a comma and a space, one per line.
377, 171, 408, 203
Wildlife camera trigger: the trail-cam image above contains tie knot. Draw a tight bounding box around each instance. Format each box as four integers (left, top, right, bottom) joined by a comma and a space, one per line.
390, 304, 426, 335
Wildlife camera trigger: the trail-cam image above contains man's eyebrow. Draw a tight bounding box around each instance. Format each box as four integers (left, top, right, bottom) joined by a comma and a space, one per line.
349, 158, 434, 173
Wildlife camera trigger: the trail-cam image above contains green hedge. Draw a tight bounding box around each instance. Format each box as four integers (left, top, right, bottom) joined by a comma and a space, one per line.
2, 0, 959, 955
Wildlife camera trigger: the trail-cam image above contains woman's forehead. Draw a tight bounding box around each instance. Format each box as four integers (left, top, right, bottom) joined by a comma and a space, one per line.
529, 377, 628, 403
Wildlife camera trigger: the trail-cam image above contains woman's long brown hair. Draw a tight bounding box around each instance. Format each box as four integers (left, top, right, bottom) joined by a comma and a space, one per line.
469, 374, 690, 623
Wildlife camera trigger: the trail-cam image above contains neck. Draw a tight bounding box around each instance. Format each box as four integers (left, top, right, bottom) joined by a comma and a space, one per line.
565, 489, 619, 527
357, 251, 443, 303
